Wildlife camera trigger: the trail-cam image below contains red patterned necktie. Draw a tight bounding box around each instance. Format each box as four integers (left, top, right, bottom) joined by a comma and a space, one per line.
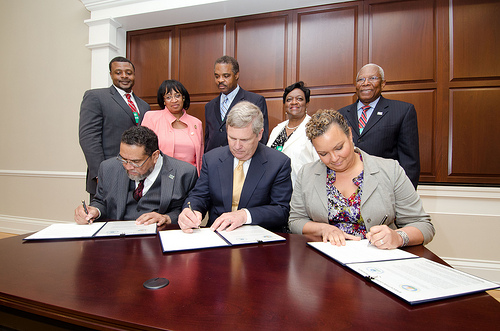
359, 105, 370, 133
133, 179, 145, 201
126, 93, 140, 125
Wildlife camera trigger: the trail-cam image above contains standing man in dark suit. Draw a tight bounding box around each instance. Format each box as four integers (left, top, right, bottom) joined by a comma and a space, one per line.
179, 101, 292, 233
79, 56, 151, 200
338, 63, 420, 188
204, 55, 269, 152
74, 126, 198, 225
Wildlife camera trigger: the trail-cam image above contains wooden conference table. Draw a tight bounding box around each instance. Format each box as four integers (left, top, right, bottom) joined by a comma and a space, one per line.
0, 227, 499, 330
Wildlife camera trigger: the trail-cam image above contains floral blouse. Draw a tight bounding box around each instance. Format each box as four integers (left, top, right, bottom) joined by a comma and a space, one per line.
270, 127, 293, 152
326, 164, 366, 238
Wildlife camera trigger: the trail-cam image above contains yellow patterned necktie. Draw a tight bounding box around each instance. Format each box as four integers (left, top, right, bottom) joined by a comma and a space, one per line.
232, 160, 245, 211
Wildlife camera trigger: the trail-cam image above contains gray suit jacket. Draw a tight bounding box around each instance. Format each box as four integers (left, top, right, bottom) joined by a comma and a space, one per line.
79, 86, 151, 195
91, 154, 198, 223
289, 148, 434, 244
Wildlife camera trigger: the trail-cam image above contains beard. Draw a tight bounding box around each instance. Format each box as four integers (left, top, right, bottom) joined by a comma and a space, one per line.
127, 166, 154, 181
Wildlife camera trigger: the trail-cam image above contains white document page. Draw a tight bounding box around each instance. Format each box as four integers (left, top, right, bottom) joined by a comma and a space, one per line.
159, 228, 229, 252
348, 257, 500, 304
24, 223, 105, 240
220, 225, 285, 245
308, 239, 417, 265
93, 220, 156, 237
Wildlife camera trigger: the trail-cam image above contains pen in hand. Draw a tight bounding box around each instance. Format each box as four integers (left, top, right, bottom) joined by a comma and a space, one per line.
81, 200, 92, 224
367, 215, 388, 246
187, 202, 200, 229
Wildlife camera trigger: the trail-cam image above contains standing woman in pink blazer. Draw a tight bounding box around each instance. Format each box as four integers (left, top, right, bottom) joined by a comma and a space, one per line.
142, 80, 204, 174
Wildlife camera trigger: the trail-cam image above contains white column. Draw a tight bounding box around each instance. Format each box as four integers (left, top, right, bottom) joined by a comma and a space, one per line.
85, 18, 126, 88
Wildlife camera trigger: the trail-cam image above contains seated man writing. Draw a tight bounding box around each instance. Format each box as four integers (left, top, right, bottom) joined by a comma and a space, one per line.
74, 126, 198, 225
178, 101, 292, 233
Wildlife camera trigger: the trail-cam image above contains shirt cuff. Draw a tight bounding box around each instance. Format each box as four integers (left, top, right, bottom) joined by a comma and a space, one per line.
243, 208, 252, 224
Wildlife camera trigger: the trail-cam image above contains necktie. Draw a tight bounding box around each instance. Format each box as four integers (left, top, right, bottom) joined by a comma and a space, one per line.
133, 179, 145, 201
221, 95, 229, 120
232, 160, 245, 212
126, 93, 140, 125
359, 105, 370, 134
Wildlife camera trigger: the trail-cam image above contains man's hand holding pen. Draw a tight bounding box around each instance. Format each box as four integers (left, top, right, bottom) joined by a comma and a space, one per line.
178, 202, 203, 233
74, 201, 99, 224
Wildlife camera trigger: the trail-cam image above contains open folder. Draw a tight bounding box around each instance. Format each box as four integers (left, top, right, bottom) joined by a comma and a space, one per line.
308, 240, 499, 305
24, 221, 157, 240
159, 225, 285, 252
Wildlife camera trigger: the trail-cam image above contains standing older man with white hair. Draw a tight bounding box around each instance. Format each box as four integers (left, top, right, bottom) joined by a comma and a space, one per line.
179, 101, 292, 233
338, 63, 420, 188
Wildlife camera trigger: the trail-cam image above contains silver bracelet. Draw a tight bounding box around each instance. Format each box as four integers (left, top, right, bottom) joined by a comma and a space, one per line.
396, 230, 410, 247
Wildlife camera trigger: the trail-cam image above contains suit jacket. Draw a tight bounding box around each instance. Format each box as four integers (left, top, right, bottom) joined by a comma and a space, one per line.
204, 88, 269, 152
91, 154, 198, 223
267, 115, 319, 185
185, 143, 292, 232
289, 148, 434, 245
338, 96, 420, 188
79, 86, 151, 194
142, 109, 204, 174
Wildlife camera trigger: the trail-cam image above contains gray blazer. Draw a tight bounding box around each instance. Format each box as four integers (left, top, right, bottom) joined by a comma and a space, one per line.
289, 148, 434, 244
91, 154, 198, 223
79, 86, 151, 195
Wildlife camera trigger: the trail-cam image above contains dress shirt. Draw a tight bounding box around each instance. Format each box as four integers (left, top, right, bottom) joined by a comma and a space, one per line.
114, 85, 140, 114
220, 85, 241, 115
137, 155, 163, 195
356, 97, 381, 123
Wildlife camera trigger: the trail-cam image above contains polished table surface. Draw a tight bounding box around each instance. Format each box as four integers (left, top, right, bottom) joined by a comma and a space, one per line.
0, 229, 499, 330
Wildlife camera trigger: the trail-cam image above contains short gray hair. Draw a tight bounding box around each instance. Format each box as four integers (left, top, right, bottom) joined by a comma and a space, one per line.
357, 63, 385, 81
226, 101, 264, 135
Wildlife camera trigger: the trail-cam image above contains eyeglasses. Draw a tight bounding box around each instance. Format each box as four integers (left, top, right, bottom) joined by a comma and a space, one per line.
116, 154, 151, 168
164, 93, 183, 101
285, 96, 305, 103
356, 76, 381, 84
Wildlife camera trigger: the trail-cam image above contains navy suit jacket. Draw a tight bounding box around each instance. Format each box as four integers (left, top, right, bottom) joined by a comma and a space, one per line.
184, 143, 292, 232
338, 96, 420, 188
79, 86, 151, 195
92, 154, 198, 223
204, 88, 269, 152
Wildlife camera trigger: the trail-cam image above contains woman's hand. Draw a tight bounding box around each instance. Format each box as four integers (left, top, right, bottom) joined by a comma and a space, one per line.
366, 225, 402, 249
320, 224, 361, 246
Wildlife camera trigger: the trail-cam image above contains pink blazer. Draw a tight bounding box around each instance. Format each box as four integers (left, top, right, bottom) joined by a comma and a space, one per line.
142, 109, 204, 174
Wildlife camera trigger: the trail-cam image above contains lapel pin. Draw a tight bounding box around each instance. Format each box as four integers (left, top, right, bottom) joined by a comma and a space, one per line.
377, 112, 383, 115
169, 174, 175, 180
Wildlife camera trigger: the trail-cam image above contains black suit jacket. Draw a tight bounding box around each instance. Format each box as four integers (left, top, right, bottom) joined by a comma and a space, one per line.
204, 88, 269, 152
184, 143, 292, 232
79, 86, 151, 195
338, 96, 420, 188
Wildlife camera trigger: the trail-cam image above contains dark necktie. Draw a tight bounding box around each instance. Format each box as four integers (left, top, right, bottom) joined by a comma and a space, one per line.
133, 179, 145, 201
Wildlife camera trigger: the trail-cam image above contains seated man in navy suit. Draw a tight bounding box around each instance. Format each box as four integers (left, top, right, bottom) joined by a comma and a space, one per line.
74, 126, 198, 226
178, 101, 292, 233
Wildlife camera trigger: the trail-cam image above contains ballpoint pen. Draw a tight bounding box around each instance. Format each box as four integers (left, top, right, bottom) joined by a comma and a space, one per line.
82, 200, 92, 224
187, 202, 200, 229
368, 215, 388, 246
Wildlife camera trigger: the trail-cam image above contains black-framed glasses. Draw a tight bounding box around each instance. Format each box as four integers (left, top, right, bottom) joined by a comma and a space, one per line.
116, 154, 151, 168
356, 76, 381, 84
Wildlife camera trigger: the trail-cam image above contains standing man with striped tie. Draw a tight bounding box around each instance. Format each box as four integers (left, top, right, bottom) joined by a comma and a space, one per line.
338, 64, 420, 188
79, 57, 151, 201
204, 55, 269, 153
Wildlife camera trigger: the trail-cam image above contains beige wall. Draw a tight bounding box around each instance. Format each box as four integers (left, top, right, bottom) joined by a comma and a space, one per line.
0, 0, 90, 225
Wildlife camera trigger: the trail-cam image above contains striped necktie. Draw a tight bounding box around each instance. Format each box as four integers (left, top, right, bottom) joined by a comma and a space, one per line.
221, 95, 229, 120
359, 105, 370, 134
126, 93, 140, 125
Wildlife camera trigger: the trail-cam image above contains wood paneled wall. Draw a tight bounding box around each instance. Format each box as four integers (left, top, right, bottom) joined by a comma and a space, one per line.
127, 0, 500, 185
